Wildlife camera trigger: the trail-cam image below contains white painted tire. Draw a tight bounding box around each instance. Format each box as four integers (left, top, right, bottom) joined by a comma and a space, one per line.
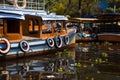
14, 0, 26, 9
20, 40, 29, 52
0, 38, 10, 54
47, 38, 54, 48
55, 36, 62, 48
64, 36, 69, 45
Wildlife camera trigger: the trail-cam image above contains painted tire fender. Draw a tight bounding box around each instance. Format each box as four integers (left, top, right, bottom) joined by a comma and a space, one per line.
19, 40, 29, 52
64, 36, 69, 45
55, 36, 62, 48
0, 38, 10, 54
47, 38, 54, 48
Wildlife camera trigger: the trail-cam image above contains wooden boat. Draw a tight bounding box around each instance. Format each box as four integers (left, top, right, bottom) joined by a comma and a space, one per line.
0, 3, 76, 59
68, 18, 97, 42
96, 13, 120, 42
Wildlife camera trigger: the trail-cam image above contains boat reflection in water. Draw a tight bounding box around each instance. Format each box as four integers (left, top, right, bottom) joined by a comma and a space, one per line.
0, 46, 76, 80
0, 42, 120, 80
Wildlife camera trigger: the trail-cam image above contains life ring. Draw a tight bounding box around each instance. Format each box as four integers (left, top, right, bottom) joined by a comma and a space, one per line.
19, 40, 29, 52
55, 36, 62, 48
64, 36, 69, 45
14, 0, 27, 9
0, 38, 10, 54
46, 38, 54, 48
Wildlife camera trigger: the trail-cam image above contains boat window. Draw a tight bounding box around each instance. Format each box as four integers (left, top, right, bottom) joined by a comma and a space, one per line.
42, 21, 53, 34
7, 20, 20, 33
29, 19, 39, 34
34, 19, 39, 31
54, 22, 62, 32
34, 19, 39, 25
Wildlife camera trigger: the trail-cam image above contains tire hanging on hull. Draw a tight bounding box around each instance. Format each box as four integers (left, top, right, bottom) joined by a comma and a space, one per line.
54, 36, 62, 48
19, 40, 30, 52
46, 38, 55, 48
0, 38, 10, 54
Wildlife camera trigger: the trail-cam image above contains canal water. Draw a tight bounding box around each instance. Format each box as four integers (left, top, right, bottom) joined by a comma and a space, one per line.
0, 42, 120, 80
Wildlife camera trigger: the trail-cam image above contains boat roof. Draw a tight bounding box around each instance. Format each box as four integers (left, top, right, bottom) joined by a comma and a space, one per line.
69, 18, 98, 23
96, 13, 120, 21
41, 13, 68, 21
0, 7, 68, 21
0, 8, 25, 20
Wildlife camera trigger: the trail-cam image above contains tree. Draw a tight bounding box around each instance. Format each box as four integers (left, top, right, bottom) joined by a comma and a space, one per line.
107, 0, 120, 13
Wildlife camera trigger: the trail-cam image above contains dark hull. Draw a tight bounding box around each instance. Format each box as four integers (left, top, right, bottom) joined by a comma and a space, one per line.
98, 33, 120, 42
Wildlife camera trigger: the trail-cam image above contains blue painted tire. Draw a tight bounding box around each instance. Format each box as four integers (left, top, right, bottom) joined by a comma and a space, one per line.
0, 38, 10, 54
20, 40, 29, 52
55, 36, 62, 48
64, 36, 69, 45
47, 38, 54, 48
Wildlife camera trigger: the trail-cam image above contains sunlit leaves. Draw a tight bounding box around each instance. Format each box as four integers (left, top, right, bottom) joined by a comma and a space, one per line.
50, 3, 65, 15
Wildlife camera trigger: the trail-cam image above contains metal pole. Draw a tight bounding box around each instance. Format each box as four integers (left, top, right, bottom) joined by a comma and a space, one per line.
114, 5, 116, 13
3, 0, 5, 8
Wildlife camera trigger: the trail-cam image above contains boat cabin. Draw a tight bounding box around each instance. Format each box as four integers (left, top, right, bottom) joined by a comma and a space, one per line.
0, 8, 68, 42
0, 10, 24, 41
96, 14, 120, 34
0, 11, 42, 41
94, 13, 120, 42
41, 14, 68, 39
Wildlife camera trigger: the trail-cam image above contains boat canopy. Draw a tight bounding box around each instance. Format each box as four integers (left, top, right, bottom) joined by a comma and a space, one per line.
0, 7, 68, 21
0, 8, 24, 20
21, 9, 47, 16
41, 13, 68, 21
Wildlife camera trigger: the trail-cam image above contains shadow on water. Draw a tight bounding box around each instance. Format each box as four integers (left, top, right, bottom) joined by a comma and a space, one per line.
0, 42, 120, 80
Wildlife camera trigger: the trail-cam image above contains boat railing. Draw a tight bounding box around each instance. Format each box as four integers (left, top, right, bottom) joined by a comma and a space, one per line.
0, 0, 45, 10
0, 4, 14, 8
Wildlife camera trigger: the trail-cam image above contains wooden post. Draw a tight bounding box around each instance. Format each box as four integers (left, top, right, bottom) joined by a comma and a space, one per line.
3, 20, 7, 36
51, 21, 55, 34
39, 20, 43, 39
20, 21, 23, 39
60, 21, 63, 33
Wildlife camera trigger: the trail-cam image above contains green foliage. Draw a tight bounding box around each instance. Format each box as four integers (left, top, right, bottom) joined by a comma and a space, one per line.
74, 62, 81, 67
50, 3, 65, 15
101, 52, 108, 58
64, 49, 72, 57
95, 58, 102, 64
55, 51, 62, 57
55, 49, 72, 58
45, 0, 120, 17
58, 68, 63, 73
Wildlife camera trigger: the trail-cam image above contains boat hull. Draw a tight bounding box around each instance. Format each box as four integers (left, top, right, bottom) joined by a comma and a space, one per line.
76, 33, 96, 42
0, 30, 76, 60
97, 33, 120, 42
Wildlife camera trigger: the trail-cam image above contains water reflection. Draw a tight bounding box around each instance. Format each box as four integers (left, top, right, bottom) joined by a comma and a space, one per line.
0, 42, 120, 80
0, 47, 76, 80
76, 42, 120, 80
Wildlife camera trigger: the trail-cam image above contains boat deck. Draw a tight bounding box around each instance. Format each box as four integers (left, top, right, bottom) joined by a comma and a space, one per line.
9, 28, 74, 42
